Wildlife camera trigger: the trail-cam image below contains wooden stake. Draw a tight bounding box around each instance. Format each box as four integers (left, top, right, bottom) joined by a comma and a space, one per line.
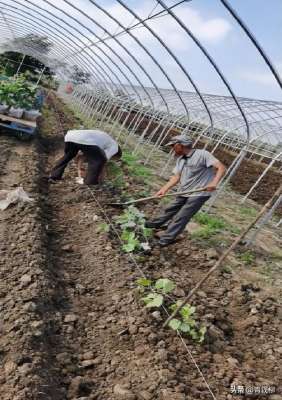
163, 184, 282, 328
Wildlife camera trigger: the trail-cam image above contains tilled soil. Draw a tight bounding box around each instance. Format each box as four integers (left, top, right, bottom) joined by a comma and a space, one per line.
0, 101, 281, 400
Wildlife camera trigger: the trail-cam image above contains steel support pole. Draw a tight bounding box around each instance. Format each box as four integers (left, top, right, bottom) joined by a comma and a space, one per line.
15, 54, 25, 76
245, 195, 282, 245
241, 152, 282, 203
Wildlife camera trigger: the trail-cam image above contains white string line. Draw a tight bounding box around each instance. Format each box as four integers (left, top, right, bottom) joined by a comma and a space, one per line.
80, 0, 187, 48
85, 185, 217, 400
49, 94, 217, 399
148, 1, 160, 19
178, 333, 217, 400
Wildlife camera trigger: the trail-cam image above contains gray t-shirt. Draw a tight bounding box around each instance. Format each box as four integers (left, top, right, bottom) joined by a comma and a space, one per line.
173, 149, 219, 197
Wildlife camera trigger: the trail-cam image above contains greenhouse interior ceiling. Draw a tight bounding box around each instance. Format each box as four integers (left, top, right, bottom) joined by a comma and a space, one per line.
0, 0, 281, 163
0, 3, 282, 400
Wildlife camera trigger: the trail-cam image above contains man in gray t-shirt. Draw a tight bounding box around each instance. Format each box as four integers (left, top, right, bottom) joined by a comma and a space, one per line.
145, 135, 226, 247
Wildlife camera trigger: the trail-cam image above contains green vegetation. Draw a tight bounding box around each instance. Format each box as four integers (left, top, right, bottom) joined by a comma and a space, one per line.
135, 189, 151, 198
107, 160, 125, 189
192, 212, 226, 239
97, 222, 110, 233
192, 211, 240, 239
0, 76, 36, 109
122, 151, 152, 183
222, 265, 233, 274
137, 278, 206, 343
0, 35, 55, 86
168, 302, 206, 343
239, 250, 256, 265
69, 65, 91, 85
239, 206, 258, 218
114, 206, 152, 253
106, 151, 153, 190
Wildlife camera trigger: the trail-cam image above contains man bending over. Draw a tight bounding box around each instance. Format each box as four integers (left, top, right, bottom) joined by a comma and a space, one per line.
49, 129, 122, 185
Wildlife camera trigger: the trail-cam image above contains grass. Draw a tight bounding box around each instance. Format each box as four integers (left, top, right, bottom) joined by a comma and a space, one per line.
104, 150, 153, 189
106, 151, 153, 190
191, 212, 226, 239
135, 189, 151, 198
122, 151, 152, 183
222, 265, 233, 274
107, 160, 126, 189
191, 211, 241, 239
194, 212, 226, 229
239, 206, 258, 218
203, 236, 230, 248
238, 250, 256, 265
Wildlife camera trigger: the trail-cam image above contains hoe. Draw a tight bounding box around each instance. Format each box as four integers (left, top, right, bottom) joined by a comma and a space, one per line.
107, 187, 210, 208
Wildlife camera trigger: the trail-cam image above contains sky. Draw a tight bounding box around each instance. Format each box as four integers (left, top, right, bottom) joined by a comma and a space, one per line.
1, 0, 282, 102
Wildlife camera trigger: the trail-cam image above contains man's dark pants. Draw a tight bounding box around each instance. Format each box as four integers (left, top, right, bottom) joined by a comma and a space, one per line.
150, 195, 209, 243
50, 142, 107, 185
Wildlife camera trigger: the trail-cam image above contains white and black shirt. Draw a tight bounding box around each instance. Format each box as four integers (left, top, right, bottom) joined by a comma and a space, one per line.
65, 129, 119, 160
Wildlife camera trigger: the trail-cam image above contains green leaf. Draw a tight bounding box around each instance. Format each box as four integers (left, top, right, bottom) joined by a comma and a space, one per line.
142, 227, 153, 238
180, 304, 196, 319
189, 329, 199, 340
121, 221, 136, 229
168, 318, 182, 330
142, 293, 163, 308
169, 300, 182, 312
136, 278, 152, 287
121, 230, 140, 252
97, 222, 110, 233
198, 326, 207, 343
183, 317, 196, 327
179, 322, 191, 333
122, 241, 138, 253
155, 278, 175, 294
121, 230, 135, 241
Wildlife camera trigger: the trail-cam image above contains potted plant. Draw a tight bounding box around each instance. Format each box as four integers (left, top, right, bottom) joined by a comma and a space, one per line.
0, 76, 37, 119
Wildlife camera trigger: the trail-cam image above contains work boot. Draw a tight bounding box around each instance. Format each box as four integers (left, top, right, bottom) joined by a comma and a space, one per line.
158, 234, 185, 247
154, 230, 165, 239
145, 221, 162, 229
41, 176, 61, 184
158, 239, 176, 247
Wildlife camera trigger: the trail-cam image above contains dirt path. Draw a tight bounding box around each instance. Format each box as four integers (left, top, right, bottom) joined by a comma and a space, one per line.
1, 112, 212, 399
0, 135, 65, 399
40, 154, 213, 400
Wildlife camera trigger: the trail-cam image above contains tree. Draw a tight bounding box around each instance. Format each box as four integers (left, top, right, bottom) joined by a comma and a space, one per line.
11, 34, 52, 54
69, 65, 91, 85
0, 34, 54, 77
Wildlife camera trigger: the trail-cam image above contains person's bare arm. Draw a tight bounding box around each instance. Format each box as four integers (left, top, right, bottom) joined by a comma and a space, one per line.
155, 174, 181, 197
206, 160, 226, 192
